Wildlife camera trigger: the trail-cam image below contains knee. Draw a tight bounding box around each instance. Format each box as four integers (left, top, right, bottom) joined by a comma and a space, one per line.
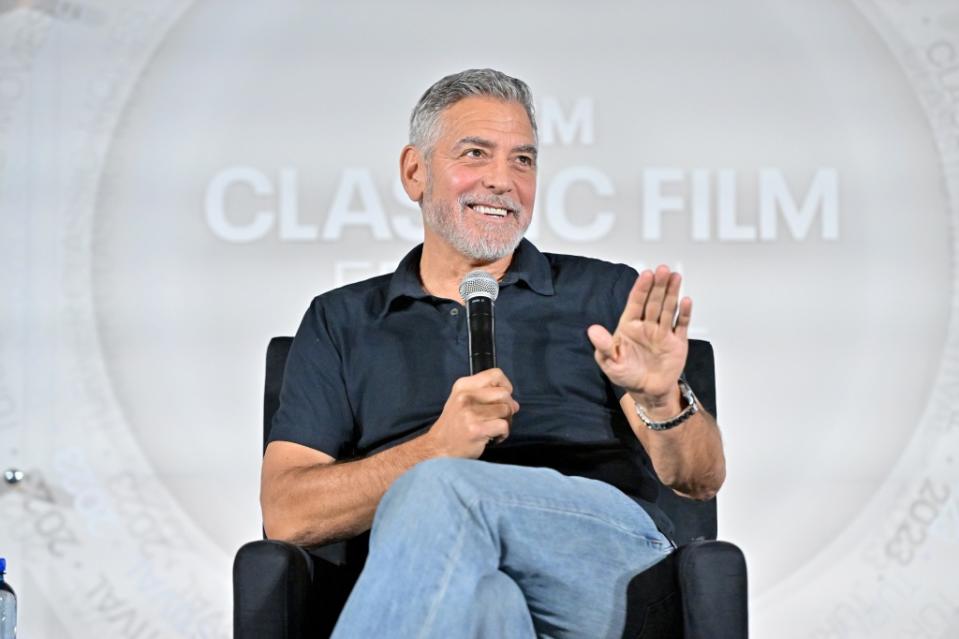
387, 457, 482, 504
375, 458, 484, 528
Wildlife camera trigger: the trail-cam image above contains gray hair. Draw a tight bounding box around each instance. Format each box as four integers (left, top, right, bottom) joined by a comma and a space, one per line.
409, 68, 537, 154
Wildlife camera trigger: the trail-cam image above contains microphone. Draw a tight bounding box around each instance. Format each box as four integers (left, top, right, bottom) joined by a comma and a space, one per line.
458, 270, 499, 374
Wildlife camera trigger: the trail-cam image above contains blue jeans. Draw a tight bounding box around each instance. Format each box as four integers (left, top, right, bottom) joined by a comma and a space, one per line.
330, 458, 673, 639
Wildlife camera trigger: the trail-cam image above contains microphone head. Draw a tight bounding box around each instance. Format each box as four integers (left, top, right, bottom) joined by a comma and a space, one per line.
459, 270, 499, 303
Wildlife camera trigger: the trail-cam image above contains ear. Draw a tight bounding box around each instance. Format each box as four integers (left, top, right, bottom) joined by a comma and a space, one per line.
399, 145, 426, 203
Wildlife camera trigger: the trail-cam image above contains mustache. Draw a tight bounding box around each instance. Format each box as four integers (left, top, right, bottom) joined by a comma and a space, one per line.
459, 194, 523, 215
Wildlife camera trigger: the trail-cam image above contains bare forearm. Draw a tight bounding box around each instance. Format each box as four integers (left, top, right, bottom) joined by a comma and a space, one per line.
263, 369, 518, 546
642, 409, 725, 500
263, 434, 440, 546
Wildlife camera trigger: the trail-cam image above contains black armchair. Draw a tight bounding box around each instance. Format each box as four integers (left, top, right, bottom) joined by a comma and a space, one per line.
234, 338, 747, 638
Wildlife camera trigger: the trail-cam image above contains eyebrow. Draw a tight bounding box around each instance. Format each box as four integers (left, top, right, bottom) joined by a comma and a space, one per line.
456, 136, 539, 158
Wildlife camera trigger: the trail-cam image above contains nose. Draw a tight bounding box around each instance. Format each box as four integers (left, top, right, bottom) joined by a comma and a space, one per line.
481, 157, 512, 194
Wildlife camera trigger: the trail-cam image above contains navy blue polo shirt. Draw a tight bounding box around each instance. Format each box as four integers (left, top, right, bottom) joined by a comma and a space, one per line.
270, 239, 673, 538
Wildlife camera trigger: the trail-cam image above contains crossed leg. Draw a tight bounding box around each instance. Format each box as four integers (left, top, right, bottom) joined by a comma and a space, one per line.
331, 457, 672, 639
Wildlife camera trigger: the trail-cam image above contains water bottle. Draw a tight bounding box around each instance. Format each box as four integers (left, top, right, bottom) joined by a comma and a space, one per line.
0, 558, 15, 639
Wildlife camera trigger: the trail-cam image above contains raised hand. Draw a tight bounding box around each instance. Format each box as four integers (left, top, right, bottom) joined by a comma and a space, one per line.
587, 265, 691, 406
425, 368, 520, 459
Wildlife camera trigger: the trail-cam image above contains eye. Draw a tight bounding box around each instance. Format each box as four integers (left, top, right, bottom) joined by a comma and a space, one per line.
464, 148, 485, 158
516, 155, 535, 167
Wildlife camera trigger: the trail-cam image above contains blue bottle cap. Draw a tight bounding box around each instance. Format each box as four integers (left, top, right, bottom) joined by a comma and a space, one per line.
0, 558, 5, 573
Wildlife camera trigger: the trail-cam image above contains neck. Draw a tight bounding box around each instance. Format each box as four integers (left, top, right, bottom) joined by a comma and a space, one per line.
419, 234, 514, 302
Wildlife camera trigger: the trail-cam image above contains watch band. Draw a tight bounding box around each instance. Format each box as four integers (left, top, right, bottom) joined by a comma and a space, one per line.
634, 375, 699, 431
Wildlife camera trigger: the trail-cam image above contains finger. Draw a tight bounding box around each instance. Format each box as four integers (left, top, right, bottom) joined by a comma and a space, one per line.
478, 390, 521, 416
461, 368, 514, 393
483, 418, 510, 442
471, 402, 516, 420
465, 386, 513, 404
674, 296, 693, 340
621, 271, 654, 323
462, 394, 519, 417
587, 324, 616, 361
659, 272, 682, 329
643, 265, 671, 323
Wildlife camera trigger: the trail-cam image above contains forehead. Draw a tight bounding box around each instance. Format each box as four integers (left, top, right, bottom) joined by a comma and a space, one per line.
435, 96, 535, 147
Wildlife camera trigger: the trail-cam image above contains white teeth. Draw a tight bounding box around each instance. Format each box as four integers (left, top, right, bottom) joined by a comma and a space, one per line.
473, 205, 508, 217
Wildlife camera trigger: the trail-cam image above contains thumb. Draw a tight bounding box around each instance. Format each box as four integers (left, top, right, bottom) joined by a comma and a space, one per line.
587, 325, 616, 361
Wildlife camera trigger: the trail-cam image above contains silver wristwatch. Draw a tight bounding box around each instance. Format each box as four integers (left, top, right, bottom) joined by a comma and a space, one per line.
634, 376, 699, 431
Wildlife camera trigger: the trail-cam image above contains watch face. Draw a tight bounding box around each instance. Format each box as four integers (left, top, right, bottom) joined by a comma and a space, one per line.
679, 380, 697, 409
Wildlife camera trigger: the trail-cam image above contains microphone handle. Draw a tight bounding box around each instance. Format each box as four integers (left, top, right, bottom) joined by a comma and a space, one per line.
467, 296, 496, 374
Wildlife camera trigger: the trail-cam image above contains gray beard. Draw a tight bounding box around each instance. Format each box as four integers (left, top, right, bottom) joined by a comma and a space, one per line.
420, 163, 530, 263
421, 192, 527, 262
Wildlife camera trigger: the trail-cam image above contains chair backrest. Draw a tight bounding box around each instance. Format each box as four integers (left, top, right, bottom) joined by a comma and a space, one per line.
262, 337, 718, 546
263, 336, 294, 453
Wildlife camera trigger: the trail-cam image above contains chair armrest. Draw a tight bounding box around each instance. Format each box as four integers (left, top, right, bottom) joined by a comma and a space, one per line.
624, 540, 748, 639
233, 540, 363, 639
234, 540, 319, 639
675, 540, 748, 639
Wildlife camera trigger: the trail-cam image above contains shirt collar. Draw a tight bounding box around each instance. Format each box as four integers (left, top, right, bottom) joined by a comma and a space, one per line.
380, 238, 555, 318
499, 238, 555, 295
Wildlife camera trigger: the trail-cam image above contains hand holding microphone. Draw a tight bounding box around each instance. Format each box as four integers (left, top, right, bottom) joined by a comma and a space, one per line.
424, 270, 519, 458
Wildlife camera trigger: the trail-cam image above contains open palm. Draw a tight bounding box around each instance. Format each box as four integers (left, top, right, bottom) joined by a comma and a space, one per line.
587, 266, 691, 401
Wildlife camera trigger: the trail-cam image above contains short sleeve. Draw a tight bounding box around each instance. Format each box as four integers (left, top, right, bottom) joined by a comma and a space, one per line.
608, 265, 639, 401
268, 298, 355, 459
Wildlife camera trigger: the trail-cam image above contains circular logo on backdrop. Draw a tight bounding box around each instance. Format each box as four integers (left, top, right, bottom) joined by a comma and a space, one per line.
95, 0, 956, 622
2, 0, 957, 636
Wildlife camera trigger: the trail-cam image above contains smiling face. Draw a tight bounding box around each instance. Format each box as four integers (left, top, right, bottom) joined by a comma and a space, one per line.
412, 96, 538, 262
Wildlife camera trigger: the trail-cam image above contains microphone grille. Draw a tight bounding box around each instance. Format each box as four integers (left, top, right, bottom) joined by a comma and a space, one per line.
458, 270, 499, 302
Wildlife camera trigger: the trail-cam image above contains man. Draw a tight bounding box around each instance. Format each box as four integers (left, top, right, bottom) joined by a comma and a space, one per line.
261, 69, 725, 637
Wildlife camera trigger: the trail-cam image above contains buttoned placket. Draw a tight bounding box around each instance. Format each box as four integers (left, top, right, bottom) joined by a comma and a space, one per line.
428, 298, 468, 346
449, 301, 467, 346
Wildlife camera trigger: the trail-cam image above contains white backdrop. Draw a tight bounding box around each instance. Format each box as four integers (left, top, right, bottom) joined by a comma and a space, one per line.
2, 1, 959, 637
